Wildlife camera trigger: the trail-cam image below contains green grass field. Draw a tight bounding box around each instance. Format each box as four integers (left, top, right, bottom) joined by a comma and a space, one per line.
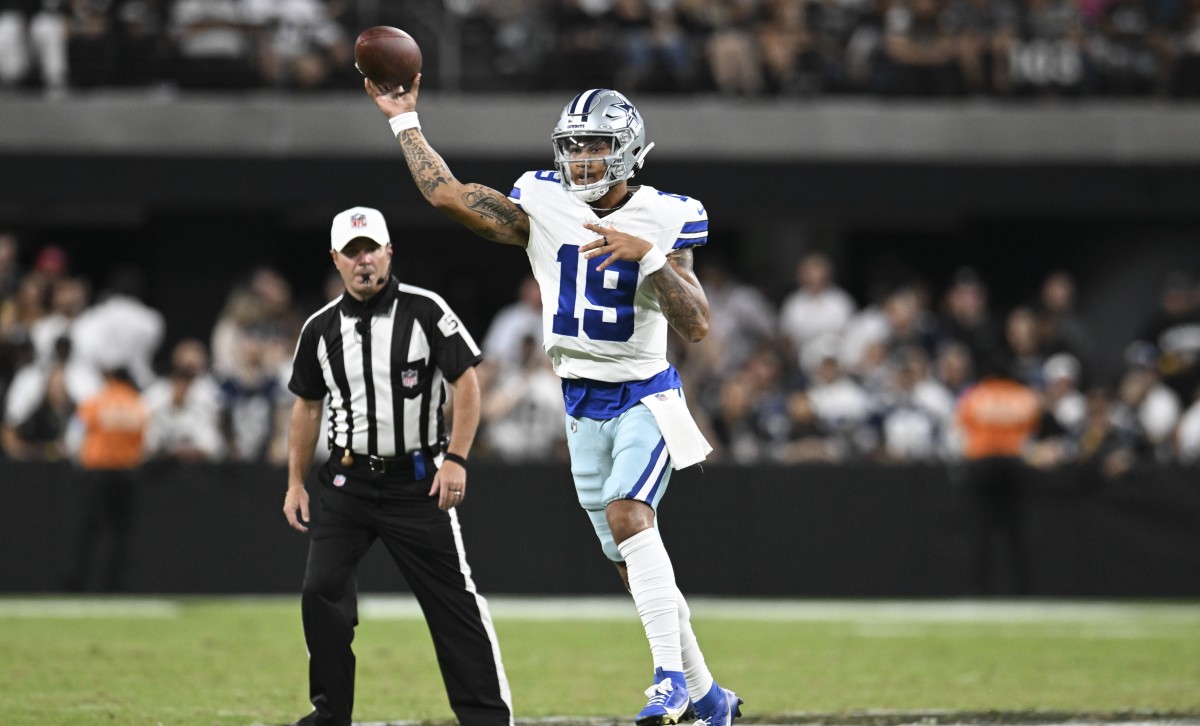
1, 597, 1198, 726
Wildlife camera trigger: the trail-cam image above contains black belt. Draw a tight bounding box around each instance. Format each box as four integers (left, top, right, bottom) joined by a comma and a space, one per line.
339, 450, 433, 475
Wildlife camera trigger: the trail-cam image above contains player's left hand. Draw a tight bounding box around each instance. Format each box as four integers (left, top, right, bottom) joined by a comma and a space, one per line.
430, 460, 466, 511
580, 223, 654, 272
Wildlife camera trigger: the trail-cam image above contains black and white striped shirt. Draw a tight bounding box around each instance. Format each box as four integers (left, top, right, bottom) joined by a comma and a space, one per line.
289, 277, 482, 458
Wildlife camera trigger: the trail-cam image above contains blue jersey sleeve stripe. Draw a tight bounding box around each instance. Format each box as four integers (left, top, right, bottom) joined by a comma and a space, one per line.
509, 187, 522, 199
673, 236, 708, 248
680, 220, 708, 234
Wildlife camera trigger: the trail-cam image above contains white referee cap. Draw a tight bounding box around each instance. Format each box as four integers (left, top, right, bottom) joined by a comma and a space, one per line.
331, 206, 390, 251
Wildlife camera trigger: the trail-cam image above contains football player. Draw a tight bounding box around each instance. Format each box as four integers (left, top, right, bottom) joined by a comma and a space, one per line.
367, 78, 743, 726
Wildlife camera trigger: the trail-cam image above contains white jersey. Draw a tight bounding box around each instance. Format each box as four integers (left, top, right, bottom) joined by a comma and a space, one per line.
509, 171, 709, 383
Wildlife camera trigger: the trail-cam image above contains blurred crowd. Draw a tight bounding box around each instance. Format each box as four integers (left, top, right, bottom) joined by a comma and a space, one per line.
3, 229, 1200, 473
2, 0, 1200, 96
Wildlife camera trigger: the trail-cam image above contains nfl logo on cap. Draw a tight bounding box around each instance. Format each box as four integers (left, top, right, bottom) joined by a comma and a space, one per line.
331, 206, 390, 252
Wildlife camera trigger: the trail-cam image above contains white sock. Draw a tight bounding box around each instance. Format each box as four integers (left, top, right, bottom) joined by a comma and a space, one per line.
678, 593, 715, 700
618, 528, 684, 673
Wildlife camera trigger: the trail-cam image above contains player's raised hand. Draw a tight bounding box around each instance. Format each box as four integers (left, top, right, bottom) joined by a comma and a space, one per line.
580, 223, 655, 272
365, 73, 421, 117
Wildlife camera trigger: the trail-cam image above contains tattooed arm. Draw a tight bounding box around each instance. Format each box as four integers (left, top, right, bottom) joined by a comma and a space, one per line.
651, 248, 710, 342
366, 76, 530, 248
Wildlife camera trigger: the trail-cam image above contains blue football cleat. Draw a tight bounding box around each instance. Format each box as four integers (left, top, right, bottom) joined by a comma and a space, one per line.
635, 669, 692, 726
692, 686, 743, 726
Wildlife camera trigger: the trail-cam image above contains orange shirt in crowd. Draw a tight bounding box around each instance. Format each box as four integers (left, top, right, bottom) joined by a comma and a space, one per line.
76, 379, 149, 470
956, 377, 1041, 460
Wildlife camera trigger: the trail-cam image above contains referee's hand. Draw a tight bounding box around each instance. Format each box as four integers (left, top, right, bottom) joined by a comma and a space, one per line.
284, 485, 311, 533
431, 462, 466, 511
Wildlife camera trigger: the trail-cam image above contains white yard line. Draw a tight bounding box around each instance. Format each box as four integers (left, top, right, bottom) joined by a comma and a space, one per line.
0, 597, 181, 618
0, 596, 1197, 628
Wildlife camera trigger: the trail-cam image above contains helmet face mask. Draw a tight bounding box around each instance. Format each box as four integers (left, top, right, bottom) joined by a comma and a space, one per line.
551, 89, 653, 204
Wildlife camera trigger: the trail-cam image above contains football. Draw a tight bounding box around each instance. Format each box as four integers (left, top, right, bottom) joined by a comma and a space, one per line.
354, 26, 422, 92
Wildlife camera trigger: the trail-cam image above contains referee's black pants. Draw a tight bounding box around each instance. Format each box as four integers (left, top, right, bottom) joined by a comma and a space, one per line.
301, 459, 512, 726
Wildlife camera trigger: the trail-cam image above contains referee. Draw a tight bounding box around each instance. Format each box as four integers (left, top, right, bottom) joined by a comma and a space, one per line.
283, 206, 513, 726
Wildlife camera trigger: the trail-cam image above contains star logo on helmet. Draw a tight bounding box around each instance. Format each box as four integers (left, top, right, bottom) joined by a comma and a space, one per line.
606, 102, 639, 126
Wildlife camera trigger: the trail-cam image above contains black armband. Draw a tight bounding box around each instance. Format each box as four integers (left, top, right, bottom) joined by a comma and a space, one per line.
443, 452, 468, 469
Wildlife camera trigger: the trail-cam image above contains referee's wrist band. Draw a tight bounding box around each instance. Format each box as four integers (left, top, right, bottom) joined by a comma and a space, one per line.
443, 452, 468, 468
389, 112, 420, 136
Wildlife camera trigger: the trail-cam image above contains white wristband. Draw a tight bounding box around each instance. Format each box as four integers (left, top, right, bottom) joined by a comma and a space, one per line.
640, 245, 668, 276
388, 112, 420, 136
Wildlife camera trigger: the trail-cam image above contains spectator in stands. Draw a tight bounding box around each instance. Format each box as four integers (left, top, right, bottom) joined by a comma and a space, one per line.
169, 0, 259, 89
1035, 270, 1094, 377
1073, 386, 1136, 479
1009, 0, 1093, 95
548, 0, 617, 89
696, 260, 777, 379
954, 352, 1041, 595
0, 233, 21, 300
1112, 346, 1181, 462
246, 0, 349, 89
805, 0, 870, 91
1026, 351, 1086, 468
65, 0, 120, 88
939, 266, 1001, 369
935, 339, 975, 396
62, 365, 148, 592
1171, 0, 1200, 95
1175, 383, 1200, 463
778, 251, 857, 363
113, 0, 170, 86
480, 275, 543, 386
877, 344, 956, 460
738, 341, 793, 442
1040, 351, 1087, 431
842, 0, 891, 91
941, 0, 1021, 93
709, 373, 765, 463
805, 335, 877, 456
210, 286, 259, 380
69, 265, 164, 399
480, 334, 566, 462
756, 0, 815, 94
144, 338, 223, 462
0, 0, 67, 93
1131, 270, 1200, 402
29, 275, 87, 365
838, 283, 890, 376
1093, 0, 1169, 94
1003, 306, 1047, 389
771, 389, 844, 462
880, 284, 939, 360
2, 334, 72, 460
701, 0, 765, 93
0, 271, 49, 357
612, 0, 696, 92
250, 266, 305, 343
882, 0, 963, 95
218, 328, 289, 463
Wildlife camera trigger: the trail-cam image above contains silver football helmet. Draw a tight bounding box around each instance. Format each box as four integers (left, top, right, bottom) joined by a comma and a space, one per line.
551, 89, 655, 204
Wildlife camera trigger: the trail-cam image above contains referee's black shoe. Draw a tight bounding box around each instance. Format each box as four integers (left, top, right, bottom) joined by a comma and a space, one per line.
288, 712, 346, 726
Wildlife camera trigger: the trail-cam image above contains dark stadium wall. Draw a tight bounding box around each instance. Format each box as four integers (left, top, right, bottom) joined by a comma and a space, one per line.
3, 461, 1198, 597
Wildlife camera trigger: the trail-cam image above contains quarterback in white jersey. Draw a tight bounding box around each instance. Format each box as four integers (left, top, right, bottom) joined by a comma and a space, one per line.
368, 79, 743, 726
510, 170, 709, 384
